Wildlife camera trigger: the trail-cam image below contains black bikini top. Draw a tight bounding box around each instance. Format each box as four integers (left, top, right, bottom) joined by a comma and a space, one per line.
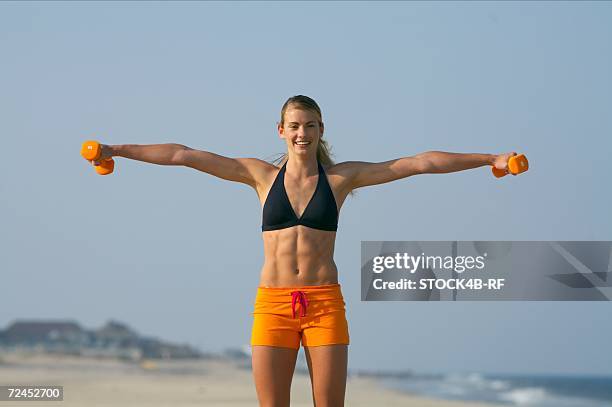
262, 160, 338, 232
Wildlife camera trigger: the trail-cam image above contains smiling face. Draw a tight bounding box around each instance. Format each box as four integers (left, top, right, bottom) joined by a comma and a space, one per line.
278, 106, 324, 158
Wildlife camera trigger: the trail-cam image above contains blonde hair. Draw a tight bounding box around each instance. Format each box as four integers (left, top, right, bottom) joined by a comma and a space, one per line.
270, 95, 334, 167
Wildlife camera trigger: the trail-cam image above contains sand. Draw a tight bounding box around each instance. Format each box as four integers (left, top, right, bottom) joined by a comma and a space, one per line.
0, 353, 499, 406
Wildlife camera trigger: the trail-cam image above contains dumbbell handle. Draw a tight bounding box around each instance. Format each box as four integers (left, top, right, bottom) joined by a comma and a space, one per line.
492, 154, 529, 178
81, 140, 115, 175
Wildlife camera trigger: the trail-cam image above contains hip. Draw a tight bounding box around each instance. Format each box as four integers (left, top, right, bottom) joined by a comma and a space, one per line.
252, 283, 346, 318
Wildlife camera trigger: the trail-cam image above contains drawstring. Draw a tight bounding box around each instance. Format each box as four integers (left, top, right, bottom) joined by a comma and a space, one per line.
291, 291, 309, 318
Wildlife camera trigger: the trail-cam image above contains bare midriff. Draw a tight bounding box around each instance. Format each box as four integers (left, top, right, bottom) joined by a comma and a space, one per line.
260, 226, 338, 288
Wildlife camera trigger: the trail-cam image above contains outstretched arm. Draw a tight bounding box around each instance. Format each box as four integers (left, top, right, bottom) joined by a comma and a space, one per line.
97, 143, 272, 188
418, 151, 506, 174
336, 151, 516, 190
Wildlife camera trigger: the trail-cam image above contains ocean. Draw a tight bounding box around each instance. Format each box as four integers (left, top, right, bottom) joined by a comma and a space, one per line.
381, 372, 612, 406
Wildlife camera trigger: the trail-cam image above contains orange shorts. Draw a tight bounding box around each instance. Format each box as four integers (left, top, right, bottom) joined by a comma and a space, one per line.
251, 283, 350, 350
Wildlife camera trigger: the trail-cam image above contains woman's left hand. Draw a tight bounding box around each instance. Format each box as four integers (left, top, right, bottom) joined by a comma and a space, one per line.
493, 152, 518, 175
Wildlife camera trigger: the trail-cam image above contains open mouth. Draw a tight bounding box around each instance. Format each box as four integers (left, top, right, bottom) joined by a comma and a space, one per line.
294, 141, 311, 147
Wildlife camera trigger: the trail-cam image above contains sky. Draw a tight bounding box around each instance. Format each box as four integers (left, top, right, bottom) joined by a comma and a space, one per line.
1, 1, 611, 376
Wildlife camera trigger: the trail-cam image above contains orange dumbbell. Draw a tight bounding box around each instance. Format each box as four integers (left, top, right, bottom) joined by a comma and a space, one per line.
80, 140, 115, 175
492, 154, 529, 178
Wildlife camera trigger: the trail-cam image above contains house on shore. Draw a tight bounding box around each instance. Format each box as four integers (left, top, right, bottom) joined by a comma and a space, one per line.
0, 319, 203, 360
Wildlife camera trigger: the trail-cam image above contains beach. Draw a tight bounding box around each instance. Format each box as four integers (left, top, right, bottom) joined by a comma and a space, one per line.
0, 353, 499, 406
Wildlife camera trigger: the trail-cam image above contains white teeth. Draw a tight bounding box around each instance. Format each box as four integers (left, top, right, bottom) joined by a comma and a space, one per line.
296, 141, 310, 145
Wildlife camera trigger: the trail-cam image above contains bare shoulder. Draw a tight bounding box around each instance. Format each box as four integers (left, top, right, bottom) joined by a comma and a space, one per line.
324, 160, 371, 184
235, 157, 279, 187
325, 161, 366, 178
323, 161, 367, 193
235, 157, 278, 172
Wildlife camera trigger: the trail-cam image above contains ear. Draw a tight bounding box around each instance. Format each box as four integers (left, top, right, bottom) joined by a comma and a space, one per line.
277, 122, 285, 139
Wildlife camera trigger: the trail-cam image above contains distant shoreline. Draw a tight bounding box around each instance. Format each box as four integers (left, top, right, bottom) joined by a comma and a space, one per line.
0, 352, 500, 407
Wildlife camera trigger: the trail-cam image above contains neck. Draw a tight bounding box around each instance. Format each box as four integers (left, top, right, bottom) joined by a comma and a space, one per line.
285, 153, 318, 177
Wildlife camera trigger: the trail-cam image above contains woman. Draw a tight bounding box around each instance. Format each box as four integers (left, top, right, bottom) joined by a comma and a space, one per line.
88, 95, 517, 407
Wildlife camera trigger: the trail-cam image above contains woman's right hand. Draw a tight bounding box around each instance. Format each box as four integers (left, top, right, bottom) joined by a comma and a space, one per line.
91, 144, 113, 166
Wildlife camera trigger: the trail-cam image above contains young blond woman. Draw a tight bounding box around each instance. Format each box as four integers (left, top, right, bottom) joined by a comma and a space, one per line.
89, 95, 517, 407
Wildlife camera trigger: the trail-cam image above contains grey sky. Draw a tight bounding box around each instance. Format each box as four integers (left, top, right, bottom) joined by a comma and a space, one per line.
1, 2, 611, 375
